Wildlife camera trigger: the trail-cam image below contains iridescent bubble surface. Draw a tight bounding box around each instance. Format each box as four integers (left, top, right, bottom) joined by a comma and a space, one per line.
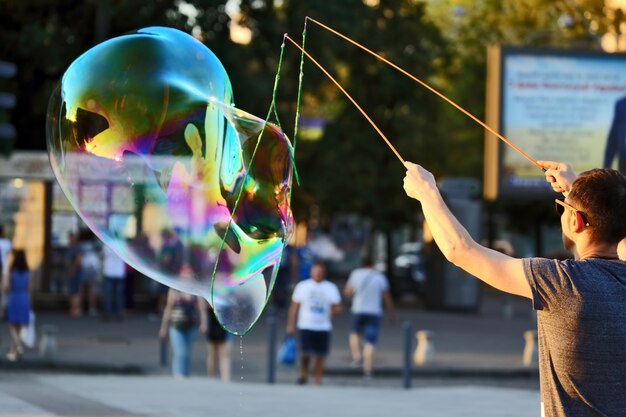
46, 27, 294, 335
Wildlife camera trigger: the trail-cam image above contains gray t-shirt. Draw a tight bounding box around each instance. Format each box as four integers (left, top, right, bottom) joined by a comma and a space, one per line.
346, 267, 389, 315
524, 257, 626, 417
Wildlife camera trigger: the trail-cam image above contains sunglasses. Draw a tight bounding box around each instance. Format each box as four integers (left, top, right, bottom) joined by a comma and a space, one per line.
554, 199, 590, 227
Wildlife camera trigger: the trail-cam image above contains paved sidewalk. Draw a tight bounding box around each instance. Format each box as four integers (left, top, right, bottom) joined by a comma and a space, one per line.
0, 373, 540, 417
0, 291, 539, 386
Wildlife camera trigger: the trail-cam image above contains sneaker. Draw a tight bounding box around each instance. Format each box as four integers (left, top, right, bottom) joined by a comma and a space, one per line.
6, 352, 17, 362
296, 376, 307, 385
363, 372, 373, 381
349, 359, 362, 368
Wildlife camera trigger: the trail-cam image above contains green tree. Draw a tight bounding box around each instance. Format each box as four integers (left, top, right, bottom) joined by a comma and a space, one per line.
425, 0, 617, 179
0, 0, 232, 151
235, 0, 451, 231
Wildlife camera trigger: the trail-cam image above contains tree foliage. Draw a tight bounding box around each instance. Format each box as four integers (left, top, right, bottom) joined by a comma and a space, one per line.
1, 0, 621, 233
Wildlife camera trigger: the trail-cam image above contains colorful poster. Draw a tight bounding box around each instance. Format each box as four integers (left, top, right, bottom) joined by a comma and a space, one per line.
496, 49, 626, 197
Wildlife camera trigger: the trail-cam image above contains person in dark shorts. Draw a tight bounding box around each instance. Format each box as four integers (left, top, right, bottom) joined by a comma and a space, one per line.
206, 304, 231, 382
286, 261, 342, 385
403, 160, 626, 417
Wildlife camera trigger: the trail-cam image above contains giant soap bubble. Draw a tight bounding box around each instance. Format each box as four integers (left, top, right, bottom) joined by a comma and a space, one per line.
46, 27, 294, 335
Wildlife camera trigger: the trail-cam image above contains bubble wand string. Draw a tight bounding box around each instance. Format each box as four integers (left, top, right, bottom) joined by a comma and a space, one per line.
209, 37, 291, 334
284, 34, 406, 165
304, 16, 545, 172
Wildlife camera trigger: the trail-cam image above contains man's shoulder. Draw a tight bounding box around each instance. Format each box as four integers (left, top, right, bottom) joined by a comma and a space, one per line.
323, 280, 339, 290
295, 278, 312, 288
526, 256, 626, 285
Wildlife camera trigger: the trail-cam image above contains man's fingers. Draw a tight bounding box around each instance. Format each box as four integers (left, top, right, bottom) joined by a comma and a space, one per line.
537, 160, 562, 170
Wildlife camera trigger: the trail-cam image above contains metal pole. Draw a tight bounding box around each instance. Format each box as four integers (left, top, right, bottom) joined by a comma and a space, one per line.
403, 321, 412, 389
267, 309, 277, 384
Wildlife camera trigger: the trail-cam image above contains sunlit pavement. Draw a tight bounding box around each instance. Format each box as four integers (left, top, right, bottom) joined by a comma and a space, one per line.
0, 293, 539, 383
0, 294, 540, 415
0, 373, 540, 417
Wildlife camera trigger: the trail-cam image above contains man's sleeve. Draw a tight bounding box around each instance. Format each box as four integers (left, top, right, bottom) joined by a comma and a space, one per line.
381, 274, 390, 292
292, 283, 303, 303
523, 257, 573, 311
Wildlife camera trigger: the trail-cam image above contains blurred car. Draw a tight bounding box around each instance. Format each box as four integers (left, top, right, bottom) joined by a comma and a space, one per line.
393, 241, 426, 288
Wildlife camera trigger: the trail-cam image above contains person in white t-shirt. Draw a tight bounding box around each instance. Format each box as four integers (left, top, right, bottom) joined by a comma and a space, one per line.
286, 261, 342, 385
344, 255, 396, 379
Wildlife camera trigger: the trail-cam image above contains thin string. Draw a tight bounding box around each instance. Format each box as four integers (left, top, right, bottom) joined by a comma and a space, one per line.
210, 37, 289, 323
292, 19, 307, 153
285, 35, 405, 165
305, 16, 544, 171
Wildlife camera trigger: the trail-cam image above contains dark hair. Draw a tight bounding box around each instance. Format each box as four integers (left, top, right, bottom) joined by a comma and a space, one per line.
78, 228, 95, 242
10, 249, 29, 272
362, 254, 374, 267
568, 168, 626, 244
312, 259, 326, 269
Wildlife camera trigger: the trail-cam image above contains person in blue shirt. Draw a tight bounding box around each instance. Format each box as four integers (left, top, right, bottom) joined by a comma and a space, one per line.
2, 249, 31, 361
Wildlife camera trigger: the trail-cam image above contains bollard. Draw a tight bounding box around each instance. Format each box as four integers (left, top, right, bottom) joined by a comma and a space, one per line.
267, 310, 277, 384
402, 321, 412, 389
39, 324, 58, 360
523, 330, 538, 367
414, 330, 434, 366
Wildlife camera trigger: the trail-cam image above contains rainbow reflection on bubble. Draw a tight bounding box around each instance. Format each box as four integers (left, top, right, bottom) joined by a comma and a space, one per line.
46, 27, 294, 335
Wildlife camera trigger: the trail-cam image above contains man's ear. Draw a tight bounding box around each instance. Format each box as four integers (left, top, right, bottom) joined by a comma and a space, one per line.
572, 211, 586, 233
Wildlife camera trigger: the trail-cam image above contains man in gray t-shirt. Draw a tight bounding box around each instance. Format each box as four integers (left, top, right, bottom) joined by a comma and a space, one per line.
344, 256, 396, 378
403, 160, 626, 416
525, 257, 626, 416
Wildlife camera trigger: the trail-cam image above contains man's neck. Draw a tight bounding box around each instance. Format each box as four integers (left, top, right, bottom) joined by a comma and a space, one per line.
575, 239, 619, 260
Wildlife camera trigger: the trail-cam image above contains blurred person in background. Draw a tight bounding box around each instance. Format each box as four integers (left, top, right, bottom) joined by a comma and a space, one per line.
403, 160, 626, 417
603, 96, 626, 174
101, 245, 126, 321
2, 249, 31, 361
126, 233, 155, 315
68, 229, 101, 317
286, 261, 342, 385
296, 235, 316, 283
0, 225, 12, 320
157, 229, 183, 313
205, 303, 231, 382
159, 282, 207, 378
0, 225, 10, 277
344, 254, 396, 379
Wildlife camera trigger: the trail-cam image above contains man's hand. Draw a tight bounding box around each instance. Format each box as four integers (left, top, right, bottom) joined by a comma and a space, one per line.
403, 162, 437, 201
538, 160, 577, 196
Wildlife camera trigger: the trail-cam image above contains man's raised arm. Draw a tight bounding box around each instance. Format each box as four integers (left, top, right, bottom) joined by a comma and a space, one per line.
403, 162, 531, 299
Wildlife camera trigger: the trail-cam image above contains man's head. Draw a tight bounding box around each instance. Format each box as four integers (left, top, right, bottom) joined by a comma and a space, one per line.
310, 260, 327, 282
562, 169, 626, 250
362, 254, 374, 268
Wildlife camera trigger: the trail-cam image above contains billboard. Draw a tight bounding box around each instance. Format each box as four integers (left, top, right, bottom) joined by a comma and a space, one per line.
484, 46, 626, 200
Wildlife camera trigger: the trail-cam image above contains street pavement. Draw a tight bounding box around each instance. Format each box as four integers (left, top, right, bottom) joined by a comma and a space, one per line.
0, 291, 541, 416
0, 372, 540, 417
